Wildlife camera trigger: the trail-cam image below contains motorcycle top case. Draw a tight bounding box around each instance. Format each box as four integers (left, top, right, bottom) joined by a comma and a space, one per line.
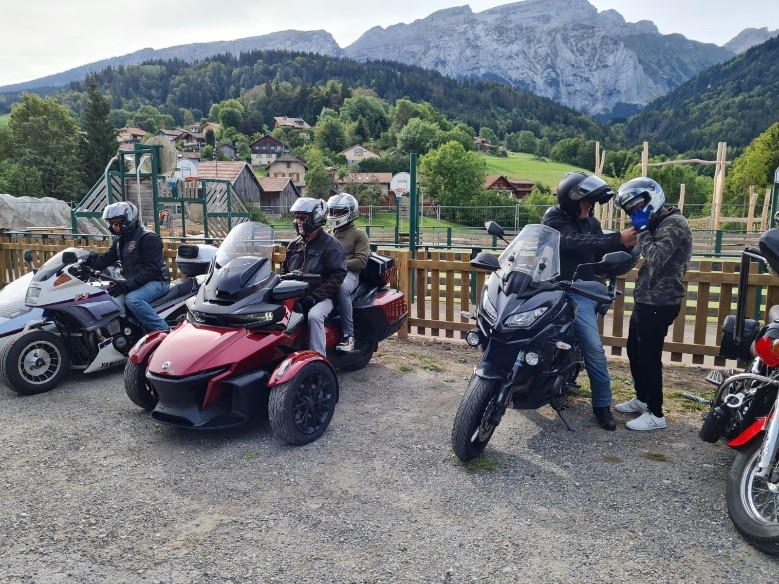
719, 315, 760, 361
362, 252, 396, 287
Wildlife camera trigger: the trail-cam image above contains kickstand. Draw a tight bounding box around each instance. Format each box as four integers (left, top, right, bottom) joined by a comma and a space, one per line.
550, 398, 574, 432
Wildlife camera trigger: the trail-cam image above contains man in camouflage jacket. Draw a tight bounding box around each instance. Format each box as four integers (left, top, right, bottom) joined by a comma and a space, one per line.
613, 177, 693, 431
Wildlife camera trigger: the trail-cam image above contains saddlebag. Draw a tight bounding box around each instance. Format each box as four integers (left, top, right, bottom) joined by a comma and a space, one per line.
719, 315, 760, 361
361, 252, 397, 287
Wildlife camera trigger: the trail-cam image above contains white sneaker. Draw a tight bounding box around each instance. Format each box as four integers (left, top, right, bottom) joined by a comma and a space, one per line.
626, 411, 667, 431
615, 397, 648, 414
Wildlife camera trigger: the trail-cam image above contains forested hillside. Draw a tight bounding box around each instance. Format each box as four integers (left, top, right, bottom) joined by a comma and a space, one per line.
621, 35, 779, 159
59, 50, 614, 145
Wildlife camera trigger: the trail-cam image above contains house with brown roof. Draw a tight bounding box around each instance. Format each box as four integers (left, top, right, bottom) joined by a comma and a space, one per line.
258, 176, 300, 210
156, 128, 184, 142
484, 175, 534, 200
194, 161, 261, 205
250, 134, 289, 167
117, 126, 147, 144
175, 131, 206, 151
267, 153, 307, 196
273, 116, 311, 130
334, 172, 393, 198
340, 144, 380, 167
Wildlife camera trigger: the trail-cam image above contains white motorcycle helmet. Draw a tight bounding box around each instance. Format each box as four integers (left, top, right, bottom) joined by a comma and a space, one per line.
102, 201, 139, 236
327, 192, 359, 230
290, 197, 329, 236
614, 177, 665, 218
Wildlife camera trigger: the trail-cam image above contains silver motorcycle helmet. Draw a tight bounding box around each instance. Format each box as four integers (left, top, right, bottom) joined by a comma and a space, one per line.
327, 192, 359, 230
614, 177, 665, 218
102, 201, 139, 236
290, 197, 328, 236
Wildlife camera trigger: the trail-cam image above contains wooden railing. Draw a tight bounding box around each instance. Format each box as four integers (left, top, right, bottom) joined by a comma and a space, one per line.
3, 235, 778, 366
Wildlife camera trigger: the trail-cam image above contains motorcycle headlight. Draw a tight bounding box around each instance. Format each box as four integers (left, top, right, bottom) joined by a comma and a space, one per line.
505, 306, 548, 328
480, 289, 497, 323
222, 311, 279, 328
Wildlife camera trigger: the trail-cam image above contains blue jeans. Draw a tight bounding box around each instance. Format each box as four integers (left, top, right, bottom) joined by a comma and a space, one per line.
569, 293, 612, 408
337, 271, 360, 336
307, 298, 334, 356
124, 280, 170, 332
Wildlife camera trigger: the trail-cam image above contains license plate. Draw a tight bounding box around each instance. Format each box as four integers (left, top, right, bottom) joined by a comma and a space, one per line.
706, 369, 725, 386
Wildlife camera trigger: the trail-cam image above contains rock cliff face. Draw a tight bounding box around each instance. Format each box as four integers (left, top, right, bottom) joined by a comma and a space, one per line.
724, 27, 779, 54
343, 0, 732, 115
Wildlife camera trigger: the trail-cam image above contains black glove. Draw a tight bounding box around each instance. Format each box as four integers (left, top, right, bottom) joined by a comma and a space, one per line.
107, 281, 128, 297
299, 295, 317, 312
82, 251, 99, 268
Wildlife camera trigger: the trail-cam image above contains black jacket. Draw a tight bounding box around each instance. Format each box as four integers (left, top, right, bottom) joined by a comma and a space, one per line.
93, 225, 170, 291
281, 229, 347, 301
542, 205, 626, 281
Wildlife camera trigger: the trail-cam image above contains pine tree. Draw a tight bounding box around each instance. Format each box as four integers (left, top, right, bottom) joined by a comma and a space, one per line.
81, 79, 117, 188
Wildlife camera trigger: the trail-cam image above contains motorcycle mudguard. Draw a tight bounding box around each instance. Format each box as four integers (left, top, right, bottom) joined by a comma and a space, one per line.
128, 330, 169, 364
727, 414, 772, 448
267, 350, 338, 388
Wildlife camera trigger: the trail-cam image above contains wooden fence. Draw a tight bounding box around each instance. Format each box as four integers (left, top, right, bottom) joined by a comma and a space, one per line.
3, 234, 778, 367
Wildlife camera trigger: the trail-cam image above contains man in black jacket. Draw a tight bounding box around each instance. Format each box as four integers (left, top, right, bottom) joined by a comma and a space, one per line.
542, 172, 636, 430
282, 197, 347, 356
87, 202, 171, 332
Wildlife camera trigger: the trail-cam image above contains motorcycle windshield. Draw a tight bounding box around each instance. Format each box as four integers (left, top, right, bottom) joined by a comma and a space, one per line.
31, 248, 91, 282
497, 224, 560, 282
215, 222, 275, 268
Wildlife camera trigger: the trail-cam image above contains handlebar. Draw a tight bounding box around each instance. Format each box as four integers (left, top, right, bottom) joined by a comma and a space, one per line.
279, 271, 322, 283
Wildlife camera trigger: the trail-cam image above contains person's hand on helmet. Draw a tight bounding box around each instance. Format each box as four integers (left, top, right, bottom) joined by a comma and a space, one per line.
630, 204, 653, 231
82, 251, 99, 268
619, 228, 637, 248
107, 281, 128, 297
299, 295, 317, 312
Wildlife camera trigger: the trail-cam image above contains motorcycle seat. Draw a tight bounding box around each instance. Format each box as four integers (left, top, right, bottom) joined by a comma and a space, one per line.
150, 277, 197, 307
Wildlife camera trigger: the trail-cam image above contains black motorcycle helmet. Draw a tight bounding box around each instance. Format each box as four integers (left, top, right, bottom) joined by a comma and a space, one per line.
556, 172, 615, 217
759, 226, 779, 276
290, 197, 328, 236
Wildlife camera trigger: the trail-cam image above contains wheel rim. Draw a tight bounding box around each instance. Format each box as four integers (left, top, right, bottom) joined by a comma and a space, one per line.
739, 447, 779, 525
18, 339, 63, 385
470, 392, 499, 445
291, 370, 334, 435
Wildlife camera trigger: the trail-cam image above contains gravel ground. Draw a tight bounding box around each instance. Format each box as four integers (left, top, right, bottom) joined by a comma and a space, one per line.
1, 335, 778, 583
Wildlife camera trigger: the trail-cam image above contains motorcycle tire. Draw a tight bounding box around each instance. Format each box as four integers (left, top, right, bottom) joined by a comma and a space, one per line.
0, 330, 70, 395
726, 439, 779, 555
451, 375, 502, 462
124, 358, 158, 411
268, 361, 337, 445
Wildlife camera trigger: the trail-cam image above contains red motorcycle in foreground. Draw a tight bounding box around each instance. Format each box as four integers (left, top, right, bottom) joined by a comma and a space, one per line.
124, 221, 407, 445
684, 228, 779, 555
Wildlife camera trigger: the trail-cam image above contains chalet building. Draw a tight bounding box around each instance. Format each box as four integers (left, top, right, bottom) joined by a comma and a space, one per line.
175, 131, 206, 151
250, 134, 290, 167
484, 175, 534, 200
258, 176, 300, 210
117, 126, 147, 144
340, 144, 380, 167
199, 122, 221, 135
216, 143, 238, 160
194, 161, 262, 205
267, 153, 307, 197
273, 116, 311, 130
474, 137, 491, 152
155, 128, 184, 141
334, 172, 393, 198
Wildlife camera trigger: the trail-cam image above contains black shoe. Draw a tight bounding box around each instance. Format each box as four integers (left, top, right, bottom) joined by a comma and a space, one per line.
593, 406, 616, 431
336, 335, 355, 352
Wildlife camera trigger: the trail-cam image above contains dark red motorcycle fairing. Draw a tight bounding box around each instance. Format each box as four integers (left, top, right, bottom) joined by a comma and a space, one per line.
266, 349, 337, 388
128, 330, 169, 364
146, 321, 294, 377
727, 414, 772, 448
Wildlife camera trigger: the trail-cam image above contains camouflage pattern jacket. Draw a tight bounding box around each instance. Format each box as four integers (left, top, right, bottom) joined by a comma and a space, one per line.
634, 207, 692, 306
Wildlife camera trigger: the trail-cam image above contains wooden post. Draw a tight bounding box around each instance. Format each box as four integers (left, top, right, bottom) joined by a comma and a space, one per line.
747, 186, 758, 232
762, 187, 772, 231
712, 142, 727, 231
641, 142, 649, 177
677, 184, 686, 213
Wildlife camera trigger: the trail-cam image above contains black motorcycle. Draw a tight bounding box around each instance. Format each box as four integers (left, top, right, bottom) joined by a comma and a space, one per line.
451, 222, 635, 461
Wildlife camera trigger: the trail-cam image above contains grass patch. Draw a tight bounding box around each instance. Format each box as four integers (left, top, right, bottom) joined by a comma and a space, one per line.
398, 364, 414, 372
602, 454, 622, 464
482, 152, 593, 189
242, 451, 258, 460
642, 452, 670, 462
454, 454, 504, 474
404, 352, 444, 372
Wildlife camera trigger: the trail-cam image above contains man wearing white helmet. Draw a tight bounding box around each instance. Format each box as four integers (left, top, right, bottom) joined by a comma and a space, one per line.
85, 201, 171, 332
282, 197, 347, 356
327, 192, 370, 352
613, 177, 692, 431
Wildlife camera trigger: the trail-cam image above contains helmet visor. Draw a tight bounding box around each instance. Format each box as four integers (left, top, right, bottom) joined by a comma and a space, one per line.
615, 189, 649, 212
568, 175, 608, 201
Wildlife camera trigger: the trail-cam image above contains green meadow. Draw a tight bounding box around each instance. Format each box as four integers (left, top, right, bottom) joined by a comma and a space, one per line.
482, 152, 594, 188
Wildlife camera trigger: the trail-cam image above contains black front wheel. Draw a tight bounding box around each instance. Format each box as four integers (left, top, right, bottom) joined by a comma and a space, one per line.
451, 375, 503, 462
124, 358, 157, 411
726, 439, 779, 555
268, 361, 337, 445
0, 330, 70, 395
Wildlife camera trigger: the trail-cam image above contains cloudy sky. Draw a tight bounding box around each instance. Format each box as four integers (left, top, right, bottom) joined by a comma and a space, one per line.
1, 0, 777, 87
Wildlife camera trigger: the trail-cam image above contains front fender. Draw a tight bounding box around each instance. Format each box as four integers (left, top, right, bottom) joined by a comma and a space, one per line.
128, 330, 169, 364
727, 414, 772, 449
267, 350, 337, 388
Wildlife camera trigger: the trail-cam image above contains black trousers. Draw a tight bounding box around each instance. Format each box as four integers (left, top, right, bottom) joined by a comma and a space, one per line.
626, 302, 681, 417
